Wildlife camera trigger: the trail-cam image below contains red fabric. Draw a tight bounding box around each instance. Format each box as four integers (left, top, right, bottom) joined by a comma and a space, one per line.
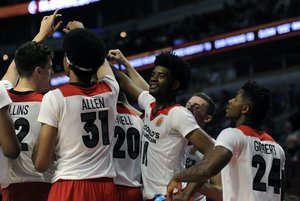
117, 185, 143, 201
47, 178, 119, 201
1, 182, 51, 201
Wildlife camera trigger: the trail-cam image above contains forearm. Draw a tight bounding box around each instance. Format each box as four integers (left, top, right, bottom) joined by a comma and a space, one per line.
199, 182, 223, 201
123, 60, 149, 91
173, 163, 213, 183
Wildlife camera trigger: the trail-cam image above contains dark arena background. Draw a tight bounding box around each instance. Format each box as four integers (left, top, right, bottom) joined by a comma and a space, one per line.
0, 0, 300, 200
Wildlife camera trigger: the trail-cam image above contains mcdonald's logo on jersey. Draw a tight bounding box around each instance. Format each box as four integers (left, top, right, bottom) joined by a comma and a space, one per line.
155, 117, 164, 127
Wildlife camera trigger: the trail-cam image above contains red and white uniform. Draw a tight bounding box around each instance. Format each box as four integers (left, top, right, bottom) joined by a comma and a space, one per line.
138, 91, 200, 199
113, 102, 143, 187
38, 76, 119, 182
216, 125, 285, 201
7, 89, 53, 183
113, 102, 143, 201
0, 81, 12, 188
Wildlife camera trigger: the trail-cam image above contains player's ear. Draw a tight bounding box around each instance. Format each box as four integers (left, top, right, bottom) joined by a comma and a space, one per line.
172, 80, 180, 90
242, 104, 250, 115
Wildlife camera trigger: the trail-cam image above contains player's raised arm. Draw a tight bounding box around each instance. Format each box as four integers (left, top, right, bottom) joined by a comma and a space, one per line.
108, 49, 149, 90
2, 10, 62, 86
114, 68, 143, 102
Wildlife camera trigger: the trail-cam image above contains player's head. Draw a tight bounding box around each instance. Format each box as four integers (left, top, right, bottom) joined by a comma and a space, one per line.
15, 41, 54, 91
149, 52, 191, 98
63, 28, 107, 82
226, 81, 271, 123
186, 92, 215, 128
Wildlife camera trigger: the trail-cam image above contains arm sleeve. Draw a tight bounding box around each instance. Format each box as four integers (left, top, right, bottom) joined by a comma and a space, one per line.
215, 128, 244, 154
0, 82, 12, 109
38, 91, 59, 128
138, 91, 155, 110
171, 107, 200, 138
100, 75, 120, 99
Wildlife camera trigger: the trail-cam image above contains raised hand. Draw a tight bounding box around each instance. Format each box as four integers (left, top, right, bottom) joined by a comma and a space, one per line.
33, 9, 62, 42
63, 21, 85, 33
107, 49, 128, 65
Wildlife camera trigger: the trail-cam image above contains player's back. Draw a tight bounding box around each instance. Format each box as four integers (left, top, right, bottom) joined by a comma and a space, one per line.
113, 102, 143, 187
40, 78, 119, 183
219, 125, 285, 201
7, 89, 53, 183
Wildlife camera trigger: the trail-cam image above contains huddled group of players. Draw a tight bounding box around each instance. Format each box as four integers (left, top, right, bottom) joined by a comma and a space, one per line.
0, 10, 286, 201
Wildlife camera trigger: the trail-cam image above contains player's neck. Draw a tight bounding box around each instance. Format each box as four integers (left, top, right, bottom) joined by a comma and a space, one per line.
236, 117, 263, 130
153, 99, 176, 114
68, 71, 91, 84
14, 78, 38, 92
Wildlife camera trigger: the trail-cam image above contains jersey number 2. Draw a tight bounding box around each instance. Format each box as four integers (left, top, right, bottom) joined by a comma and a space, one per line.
14, 117, 30, 151
81, 111, 109, 148
252, 155, 281, 194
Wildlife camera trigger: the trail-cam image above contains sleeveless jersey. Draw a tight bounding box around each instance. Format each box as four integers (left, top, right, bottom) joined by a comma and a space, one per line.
216, 125, 285, 201
7, 89, 54, 183
138, 91, 200, 199
0, 81, 13, 188
112, 102, 143, 187
38, 75, 119, 183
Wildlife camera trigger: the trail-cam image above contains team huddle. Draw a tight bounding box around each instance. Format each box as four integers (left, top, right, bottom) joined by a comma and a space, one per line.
0, 10, 285, 201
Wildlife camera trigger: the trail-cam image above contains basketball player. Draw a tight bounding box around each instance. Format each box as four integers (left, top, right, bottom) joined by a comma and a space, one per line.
0, 83, 20, 189
184, 93, 222, 201
1, 10, 61, 201
167, 81, 286, 201
113, 52, 214, 200
113, 92, 144, 201
32, 28, 120, 201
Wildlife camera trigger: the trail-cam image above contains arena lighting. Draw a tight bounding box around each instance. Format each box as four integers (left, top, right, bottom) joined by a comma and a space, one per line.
28, 0, 101, 14
50, 17, 300, 86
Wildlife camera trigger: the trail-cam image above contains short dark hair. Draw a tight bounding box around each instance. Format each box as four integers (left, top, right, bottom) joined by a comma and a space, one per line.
154, 52, 191, 90
63, 29, 107, 77
193, 92, 216, 116
15, 41, 53, 78
241, 81, 271, 122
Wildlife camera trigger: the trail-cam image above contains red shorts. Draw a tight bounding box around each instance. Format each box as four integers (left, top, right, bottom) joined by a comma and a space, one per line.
117, 185, 143, 201
1, 182, 51, 201
47, 178, 119, 201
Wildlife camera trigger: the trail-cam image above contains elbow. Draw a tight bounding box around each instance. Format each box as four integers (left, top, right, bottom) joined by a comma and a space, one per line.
34, 162, 48, 173
4, 146, 21, 159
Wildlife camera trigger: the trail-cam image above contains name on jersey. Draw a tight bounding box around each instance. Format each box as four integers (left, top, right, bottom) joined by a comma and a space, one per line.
115, 115, 133, 125
254, 140, 277, 155
82, 97, 105, 110
143, 125, 160, 143
9, 105, 29, 115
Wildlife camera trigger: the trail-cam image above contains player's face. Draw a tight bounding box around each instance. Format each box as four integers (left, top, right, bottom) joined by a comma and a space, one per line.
226, 90, 245, 119
186, 96, 210, 127
149, 66, 175, 97
39, 58, 54, 91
